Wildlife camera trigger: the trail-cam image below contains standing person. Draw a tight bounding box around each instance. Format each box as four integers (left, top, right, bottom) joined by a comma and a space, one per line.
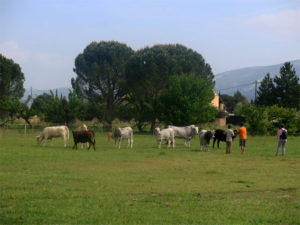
238, 122, 247, 154
276, 124, 288, 156
224, 125, 235, 154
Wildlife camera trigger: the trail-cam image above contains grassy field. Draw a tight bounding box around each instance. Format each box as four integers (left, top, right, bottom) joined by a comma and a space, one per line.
0, 129, 300, 224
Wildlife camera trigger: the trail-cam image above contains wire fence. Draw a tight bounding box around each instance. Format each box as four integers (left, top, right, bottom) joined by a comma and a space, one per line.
0, 123, 106, 137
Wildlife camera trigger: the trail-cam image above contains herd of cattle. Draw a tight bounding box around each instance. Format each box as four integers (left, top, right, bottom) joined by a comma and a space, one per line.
35, 124, 238, 151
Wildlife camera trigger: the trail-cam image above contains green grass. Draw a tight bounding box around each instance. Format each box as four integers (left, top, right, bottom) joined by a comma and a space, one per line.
1, 130, 300, 224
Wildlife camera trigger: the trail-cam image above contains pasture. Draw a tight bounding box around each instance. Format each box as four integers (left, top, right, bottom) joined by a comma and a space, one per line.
1, 129, 300, 224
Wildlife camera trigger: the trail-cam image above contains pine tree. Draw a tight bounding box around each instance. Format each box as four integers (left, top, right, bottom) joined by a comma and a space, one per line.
274, 62, 300, 109
256, 73, 275, 106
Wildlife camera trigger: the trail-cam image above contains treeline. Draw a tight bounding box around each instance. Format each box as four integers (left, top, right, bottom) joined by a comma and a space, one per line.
220, 62, 300, 135
0, 42, 218, 131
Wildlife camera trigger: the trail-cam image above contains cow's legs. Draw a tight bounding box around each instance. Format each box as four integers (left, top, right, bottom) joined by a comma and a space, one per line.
43, 135, 48, 146
167, 139, 170, 148
213, 138, 216, 148
158, 140, 161, 149
172, 139, 175, 148
63, 137, 67, 148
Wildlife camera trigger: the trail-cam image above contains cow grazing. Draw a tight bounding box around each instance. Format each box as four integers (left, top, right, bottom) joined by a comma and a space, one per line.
213, 129, 238, 148
168, 125, 199, 147
114, 127, 133, 149
108, 132, 115, 142
154, 127, 175, 149
36, 125, 69, 147
72, 130, 96, 150
199, 130, 215, 151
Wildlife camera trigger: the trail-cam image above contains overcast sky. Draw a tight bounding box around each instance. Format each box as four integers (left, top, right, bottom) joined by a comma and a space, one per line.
1, 0, 300, 89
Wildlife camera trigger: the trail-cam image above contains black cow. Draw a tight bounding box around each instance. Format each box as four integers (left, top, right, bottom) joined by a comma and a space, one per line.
72, 130, 96, 150
213, 129, 238, 148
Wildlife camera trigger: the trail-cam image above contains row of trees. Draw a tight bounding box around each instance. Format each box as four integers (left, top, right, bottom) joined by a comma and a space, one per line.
256, 62, 300, 109
0, 42, 218, 130
71, 41, 217, 130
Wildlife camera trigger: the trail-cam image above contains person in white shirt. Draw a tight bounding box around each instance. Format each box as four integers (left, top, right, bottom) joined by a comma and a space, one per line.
224, 125, 235, 154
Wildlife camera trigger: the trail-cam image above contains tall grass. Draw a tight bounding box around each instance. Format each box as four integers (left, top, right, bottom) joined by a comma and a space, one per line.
0, 130, 299, 224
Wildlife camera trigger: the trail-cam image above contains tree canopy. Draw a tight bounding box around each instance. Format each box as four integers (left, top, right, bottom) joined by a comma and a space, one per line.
158, 74, 217, 125
273, 62, 300, 109
256, 73, 276, 106
72, 41, 134, 126
0, 54, 25, 100
124, 44, 215, 130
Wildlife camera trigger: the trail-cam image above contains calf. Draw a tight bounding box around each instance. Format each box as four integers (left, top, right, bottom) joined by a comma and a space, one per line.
108, 132, 115, 142
213, 129, 238, 148
154, 127, 175, 149
72, 130, 96, 150
199, 130, 214, 151
114, 127, 133, 149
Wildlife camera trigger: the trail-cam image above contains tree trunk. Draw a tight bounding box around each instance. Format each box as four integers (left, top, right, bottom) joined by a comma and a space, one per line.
150, 119, 156, 133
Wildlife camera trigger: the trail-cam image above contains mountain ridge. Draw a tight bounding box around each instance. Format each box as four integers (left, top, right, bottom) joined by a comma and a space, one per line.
214, 59, 300, 100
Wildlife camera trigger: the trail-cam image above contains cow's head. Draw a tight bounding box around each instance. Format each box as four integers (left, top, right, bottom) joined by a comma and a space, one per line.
190, 125, 199, 135
154, 127, 161, 135
233, 130, 238, 139
36, 134, 44, 144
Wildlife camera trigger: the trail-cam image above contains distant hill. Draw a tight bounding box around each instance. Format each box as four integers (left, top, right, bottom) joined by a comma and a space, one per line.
215, 59, 300, 100
22, 87, 71, 102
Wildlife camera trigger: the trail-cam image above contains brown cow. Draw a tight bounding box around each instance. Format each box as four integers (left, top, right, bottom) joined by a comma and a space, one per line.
72, 130, 96, 150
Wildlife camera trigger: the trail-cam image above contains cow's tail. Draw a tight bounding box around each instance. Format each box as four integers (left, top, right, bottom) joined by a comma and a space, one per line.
65, 126, 70, 140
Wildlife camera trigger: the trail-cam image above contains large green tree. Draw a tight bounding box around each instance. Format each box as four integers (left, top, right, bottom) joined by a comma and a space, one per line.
124, 44, 214, 131
256, 73, 276, 106
72, 41, 134, 127
220, 91, 248, 113
0, 54, 25, 99
0, 54, 25, 119
158, 74, 217, 125
274, 62, 300, 109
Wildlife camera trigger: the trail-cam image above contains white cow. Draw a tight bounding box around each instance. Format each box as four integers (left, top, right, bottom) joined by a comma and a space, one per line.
77, 123, 88, 148
154, 127, 175, 149
36, 125, 69, 147
168, 125, 199, 147
199, 129, 215, 152
114, 127, 133, 149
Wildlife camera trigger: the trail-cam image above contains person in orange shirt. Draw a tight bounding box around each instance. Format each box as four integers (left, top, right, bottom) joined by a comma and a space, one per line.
238, 122, 247, 154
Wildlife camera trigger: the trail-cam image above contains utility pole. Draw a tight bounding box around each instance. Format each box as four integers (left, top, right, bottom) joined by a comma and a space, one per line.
254, 80, 258, 103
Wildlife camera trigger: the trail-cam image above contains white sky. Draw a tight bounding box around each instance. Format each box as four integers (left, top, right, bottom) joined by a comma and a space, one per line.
1, 0, 300, 89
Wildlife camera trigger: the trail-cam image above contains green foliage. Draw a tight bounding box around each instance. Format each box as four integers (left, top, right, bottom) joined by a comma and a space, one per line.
273, 62, 300, 109
0, 54, 25, 100
0, 54, 25, 118
124, 44, 214, 130
235, 103, 300, 135
221, 91, 248, 113
266, 105, 298, 134
0, 96, 21, 119
31, 90, 86, 124
235, 103, 269, 135
256, 73, 276, 106
73, 41, 134, 125
158, 74, 217, 125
